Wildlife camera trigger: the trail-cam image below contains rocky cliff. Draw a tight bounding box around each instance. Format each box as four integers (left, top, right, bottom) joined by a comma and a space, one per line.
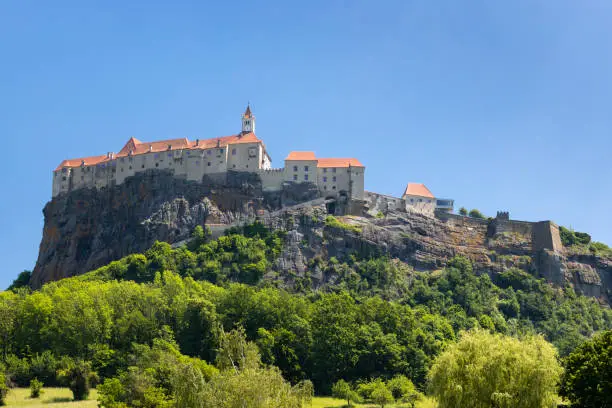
31, 171, 612, 305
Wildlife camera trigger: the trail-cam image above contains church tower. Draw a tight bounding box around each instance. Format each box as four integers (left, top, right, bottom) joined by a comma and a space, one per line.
241, 104, 255, 133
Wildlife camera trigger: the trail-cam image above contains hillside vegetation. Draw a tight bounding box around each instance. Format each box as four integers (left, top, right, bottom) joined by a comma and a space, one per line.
3, 223, 612, 406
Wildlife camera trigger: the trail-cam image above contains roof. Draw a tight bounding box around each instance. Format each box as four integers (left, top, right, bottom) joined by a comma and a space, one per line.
243, 105, 252, 118
54, 155, 112, 171
285, 151, 316, 161
56, 133, 264, 170
317, 158, 364, 168
403, 183, 434, 198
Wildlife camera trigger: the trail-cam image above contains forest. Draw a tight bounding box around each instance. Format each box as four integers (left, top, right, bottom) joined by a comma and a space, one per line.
1, 223, 611, 407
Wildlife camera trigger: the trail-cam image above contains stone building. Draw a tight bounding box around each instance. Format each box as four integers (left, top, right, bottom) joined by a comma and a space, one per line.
52, 106, 365, 203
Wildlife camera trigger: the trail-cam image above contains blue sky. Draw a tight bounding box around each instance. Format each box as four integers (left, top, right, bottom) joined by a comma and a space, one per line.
1, 1, 611, 288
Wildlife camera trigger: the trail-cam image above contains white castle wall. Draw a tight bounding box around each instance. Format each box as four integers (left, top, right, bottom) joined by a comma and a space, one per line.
258, 168, 285, 191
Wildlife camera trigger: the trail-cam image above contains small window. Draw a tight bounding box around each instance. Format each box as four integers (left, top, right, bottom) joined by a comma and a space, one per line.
323, 168, 327, 173
293, 174, 298, 181
129, 166, 132, 170
154, 154, 159, 158
304, 174, 309, 181
167, 153, 172, 157
120, 168, 124, 172
332, 168, 337, 173
196, 161, 200, 166
323, 185, 327, 190
62, 176, 66, 181
332, 176, 336, 182
120, 158, 124, 163
418, 199, 422, 202
233, 164, 236, 168
219, 149, 224, 154
323, 176, 327, 182
232, 148, 236, 155
332, 186, 336, 190
207, 162, 211, 166
207, 150, 212, 155
81, 176, 84, 181
293, 166, 298, 172
304, 166, 309, 172
156, 163, 159, 167
141, 165, 145, 169
410, 199, 414, 203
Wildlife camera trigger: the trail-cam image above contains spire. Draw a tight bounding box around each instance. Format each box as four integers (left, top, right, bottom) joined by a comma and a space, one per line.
244, 103, 252, 118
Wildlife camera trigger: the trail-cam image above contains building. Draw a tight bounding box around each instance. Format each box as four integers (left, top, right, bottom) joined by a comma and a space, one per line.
52, 106, 365, 203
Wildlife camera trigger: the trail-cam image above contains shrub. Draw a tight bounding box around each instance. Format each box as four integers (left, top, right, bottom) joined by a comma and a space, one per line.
376, 211, 385, 219
0, 373, 8, 406
468, 209, 485, 219
29, 378, 43, 398
57, 359, 97, 401
559, 226, 591, 246
325, 216, 362, 234
459, 207, 468, 216
332, 379, 358, 406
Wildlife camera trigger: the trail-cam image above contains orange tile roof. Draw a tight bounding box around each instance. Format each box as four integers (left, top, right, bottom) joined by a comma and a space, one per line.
56, 133, 264, 170
285, 151, 316, 161
403, 183, 434, 198
54, 154, 111, 171
317, 158, 364, 168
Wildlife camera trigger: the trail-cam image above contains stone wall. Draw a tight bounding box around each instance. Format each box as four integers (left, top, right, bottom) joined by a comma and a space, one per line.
532, 221, 563, 253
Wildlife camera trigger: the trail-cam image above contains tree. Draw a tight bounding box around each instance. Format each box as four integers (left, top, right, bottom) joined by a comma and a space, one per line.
0, 372, 8, 406
560, 330, 612, 407
7, 270, 31, 291
428, 330, 561, 408
459, 207, 468, 216
332, 379, 358, 406
57, 359, 98, 401
387, 375, 421, 407
370, 380, 394, 407
468, 209, 485, 219
30, 378, 43, 398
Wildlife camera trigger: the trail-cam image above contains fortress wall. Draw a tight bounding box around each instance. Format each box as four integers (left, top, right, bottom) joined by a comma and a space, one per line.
491, 219, 533, 236
258, 169, 285, 191
533, 221, 562, 253
435, 210, 490, 226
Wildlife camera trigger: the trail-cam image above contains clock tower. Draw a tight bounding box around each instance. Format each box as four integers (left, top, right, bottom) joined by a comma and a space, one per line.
241, 104, 255, 134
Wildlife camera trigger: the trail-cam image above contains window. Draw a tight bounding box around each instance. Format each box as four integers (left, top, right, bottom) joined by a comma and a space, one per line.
233, 164, 236, 168
304, 174, 309, 181
120, 158, 124, 163
293, 175, 298, 181
323, 185, 327, 190
323, 168, 327, 173
154, 154, 159, 159
293, 166, 298, 172
418, 199, 422, 202
410, 199, 414, 203
332, 168, 337, 173
332, 186, 336, 190
323, 176, 327, 182
120, 168, 123, 172
129, 166, 132, 170
196, 161, 200, 166
208, 150, 212, 155
62, 176, 66, 181
141, 165, 145, 169
156, 163, 159, 167
167, 152, 172, 157
304, 166, 309, 171
332, 176, 336, 182
232, 148, 236, 155
207, 162, 211, 166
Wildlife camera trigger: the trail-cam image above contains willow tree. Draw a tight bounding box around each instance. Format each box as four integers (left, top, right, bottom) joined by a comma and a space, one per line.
428, 330, 561, 408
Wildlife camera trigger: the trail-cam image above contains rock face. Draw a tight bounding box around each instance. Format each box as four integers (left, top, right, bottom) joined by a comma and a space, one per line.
31, 171, 612, 305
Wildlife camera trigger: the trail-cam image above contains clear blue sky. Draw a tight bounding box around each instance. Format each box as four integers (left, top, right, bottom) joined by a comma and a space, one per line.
1, 1, 611, 288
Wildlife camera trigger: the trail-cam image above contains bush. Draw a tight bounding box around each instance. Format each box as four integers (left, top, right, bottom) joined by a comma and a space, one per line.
29, 378, 43, 398
332, 379, 358, 406
559, 226, 591, 246
459, 207, 468, 216
57, 359, 97, 401
468, 209, 485, 219
0, 373, 8, 406
325, 216, 362, 234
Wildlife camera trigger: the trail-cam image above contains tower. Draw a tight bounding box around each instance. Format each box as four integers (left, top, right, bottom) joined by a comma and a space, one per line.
241, 104, 255, 133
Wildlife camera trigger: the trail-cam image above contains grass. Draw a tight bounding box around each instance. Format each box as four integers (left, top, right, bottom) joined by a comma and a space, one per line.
312, 396, 437, 408
3, 388, 98, 407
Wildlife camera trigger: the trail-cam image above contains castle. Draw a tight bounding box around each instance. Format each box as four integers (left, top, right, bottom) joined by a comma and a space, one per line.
52, 106, 452, 215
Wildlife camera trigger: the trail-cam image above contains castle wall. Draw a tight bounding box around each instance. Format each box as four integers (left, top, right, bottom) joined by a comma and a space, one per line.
533, 221, 562, 253
364, 191, 405, 214
258, 169, 285, 191
403, 193, 436, 214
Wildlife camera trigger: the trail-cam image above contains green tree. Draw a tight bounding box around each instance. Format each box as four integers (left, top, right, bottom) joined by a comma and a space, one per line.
559, 330, 612, 407
428, 330, 561, 408
57, 359, 97, 401
459, 207, 468, 216
369, 380, 394, 407
7, 270, 31, 291
0, 372, 7, 406
332, 379, 358, 406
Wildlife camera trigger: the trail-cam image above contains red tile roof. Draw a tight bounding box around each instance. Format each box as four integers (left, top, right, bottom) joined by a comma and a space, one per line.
54, 155, 111, 171
56, 133, 264, 170
403, 183, 434, 198
317, 158, 364, 168
285, 151, 316, 161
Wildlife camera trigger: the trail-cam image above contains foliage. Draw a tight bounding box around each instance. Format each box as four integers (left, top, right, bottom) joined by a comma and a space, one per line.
370, 380, 394, 407
332, 379, 359, 406
559, 330, 612, 407
428, 330, 562, 408
559, 226, 591, 247
459, 207, 467, 216
325, 216, 362, 234
7, 270, 31, 291
468, 209, 485, 219
0, 372, 7, 406
376, 211, 385, 219
29, 378, 43, 398
57, 359, 97, 401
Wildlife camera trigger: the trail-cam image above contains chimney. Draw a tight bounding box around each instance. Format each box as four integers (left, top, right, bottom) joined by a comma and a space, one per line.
196, 139, 199, 146
168, 144, 172, 150
81, 160, 85, 166
216, 139, 220, 148
149, 145, 153, 152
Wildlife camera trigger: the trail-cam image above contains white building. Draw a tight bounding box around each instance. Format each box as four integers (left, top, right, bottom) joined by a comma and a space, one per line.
52, 106, 366, 202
